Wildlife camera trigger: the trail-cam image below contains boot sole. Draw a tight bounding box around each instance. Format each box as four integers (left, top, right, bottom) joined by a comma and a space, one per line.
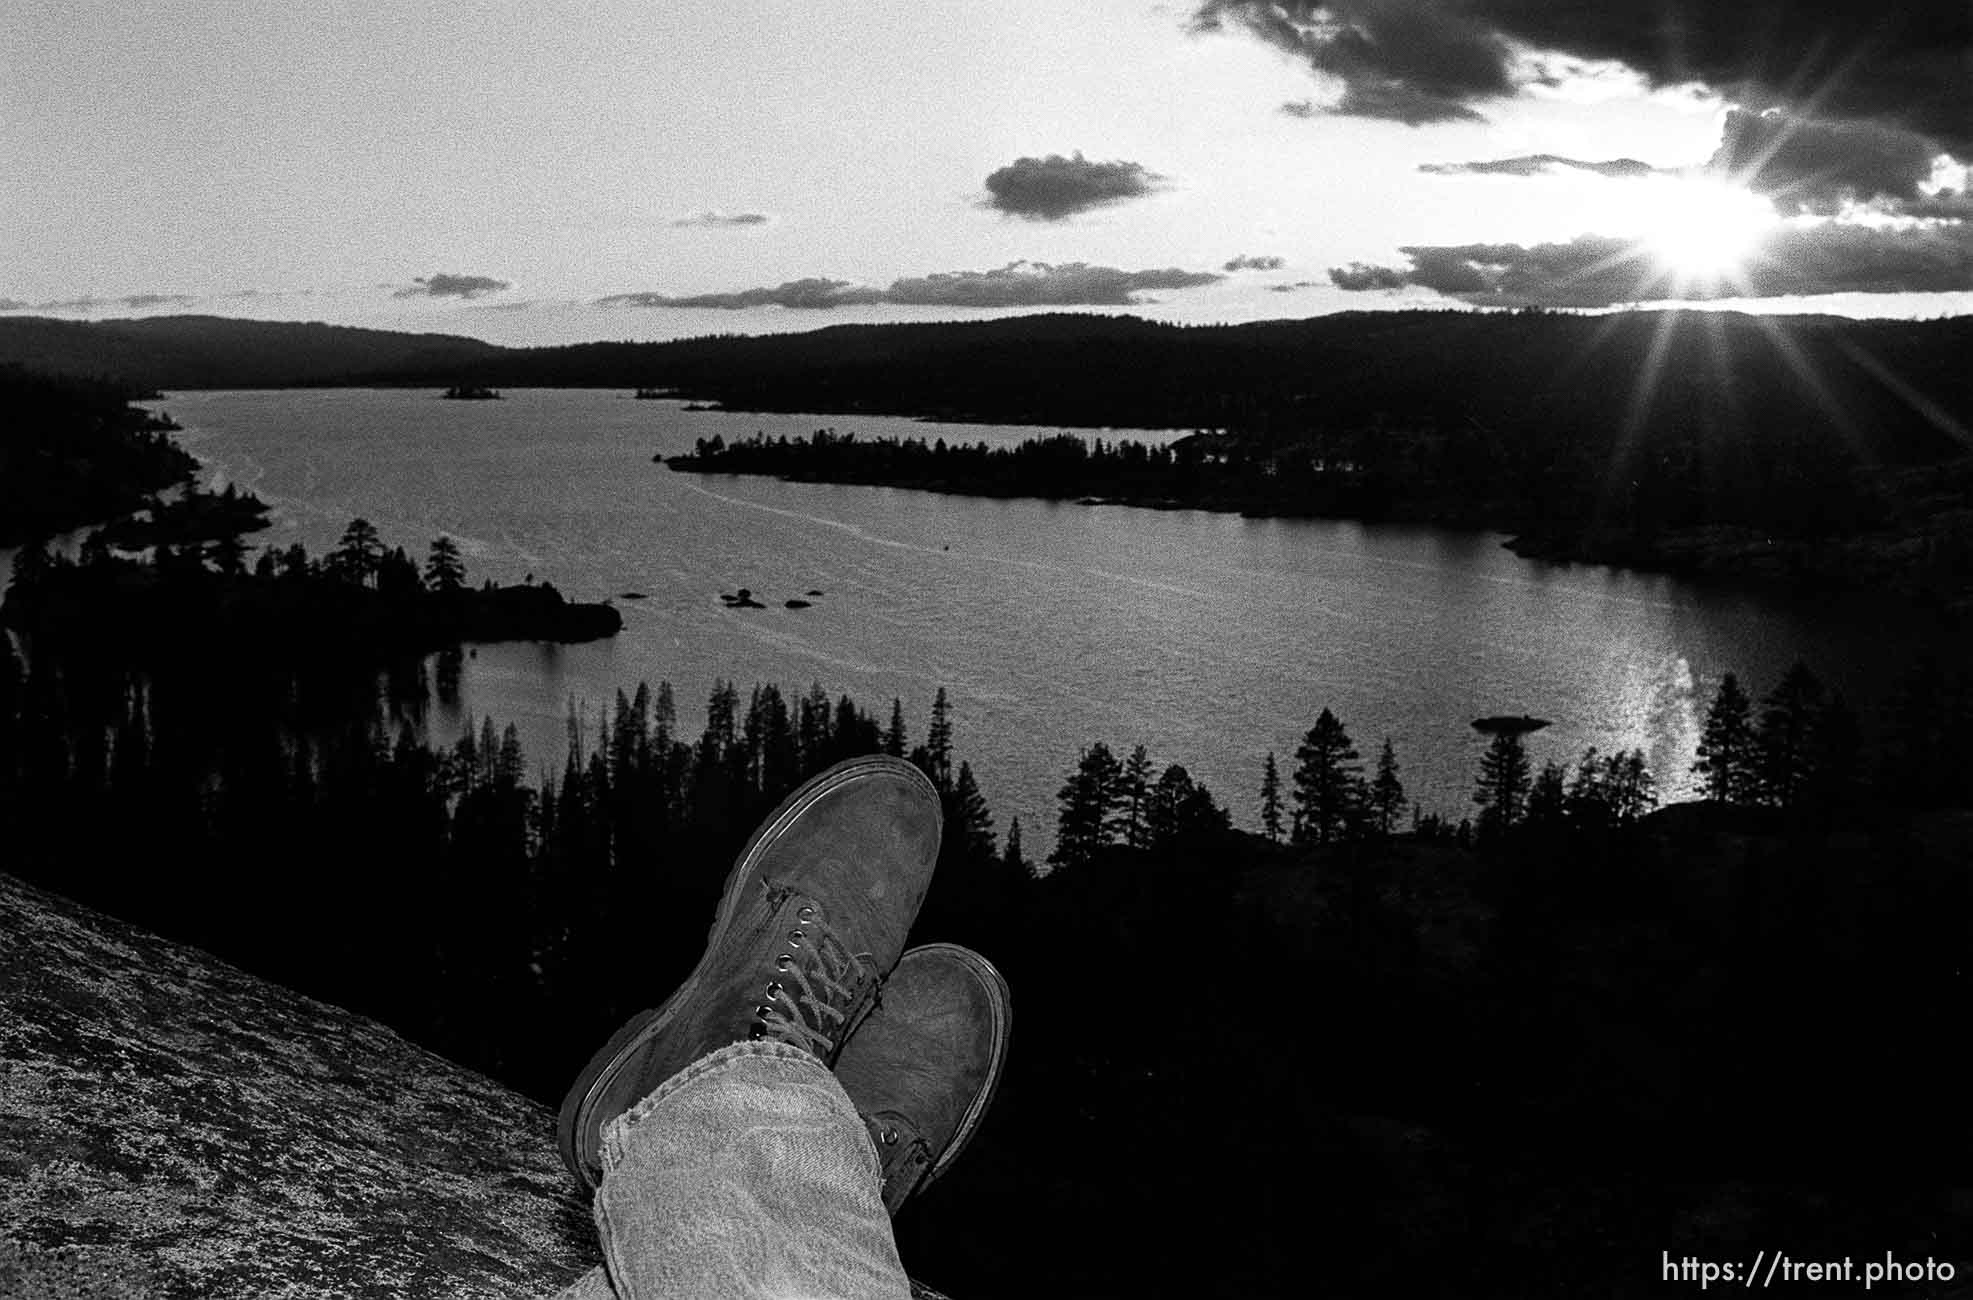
555, 753, 941, 1191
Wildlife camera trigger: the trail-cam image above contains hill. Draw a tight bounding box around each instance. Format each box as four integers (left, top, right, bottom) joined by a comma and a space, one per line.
0, 315, 506, 389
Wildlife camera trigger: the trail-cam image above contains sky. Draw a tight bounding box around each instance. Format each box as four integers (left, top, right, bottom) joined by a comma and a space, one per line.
4, 0, 1968, 345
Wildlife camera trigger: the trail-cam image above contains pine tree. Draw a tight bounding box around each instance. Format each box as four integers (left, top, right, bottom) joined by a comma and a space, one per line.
1002, 816, 1028, 878
1147, 763, 1197, 849
1292, 708, 1362, 845
1605, 749, 1657, 824
950, 761, 997, 863
1118, 744, 1153, 848
1259, 751, 1284, 843
1368, 738, 1406, 837
1692, 673, 1758, 804
1049, 742, 1120, 872
1473, 732, 1531, 838
424, 535, 467, 593
330, 518, 385, 587
1756, 662, 1824, 809
1527, 761, 1568, 825
925, 688, 954, 792
884, 699, 907, 757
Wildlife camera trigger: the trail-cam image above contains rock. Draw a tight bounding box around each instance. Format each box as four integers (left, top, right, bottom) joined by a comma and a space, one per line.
0, 871, 594, 1298
618, 591, 646, 600
0, 873, 957, 1300
784, 599, 812, 609
805, 589, 824, 597
719, 587, 765, 610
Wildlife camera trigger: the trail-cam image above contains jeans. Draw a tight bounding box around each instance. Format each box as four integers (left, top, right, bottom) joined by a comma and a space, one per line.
552, 1041, 912, 1300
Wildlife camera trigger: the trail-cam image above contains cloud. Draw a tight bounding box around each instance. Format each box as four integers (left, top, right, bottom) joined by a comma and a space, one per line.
1191, 0, 1514, 125
1421, 154, 1660, 179
599, 278, 885, 310
1224, 253, 1287, 271
981, 153, 1164, 221
1327, 222, 1973, 306
1279, 99, 1318, 118
1266, 280, 1325, 293
599, 261, 1223, 310
1328, 262, 1413, 291
885, 262, 1221, 307
394, 273, 511, 300
8, 293, 197, 312
1706, 109, 1950, 215
1191, 1, 1973, 152
670, 211, 772, 228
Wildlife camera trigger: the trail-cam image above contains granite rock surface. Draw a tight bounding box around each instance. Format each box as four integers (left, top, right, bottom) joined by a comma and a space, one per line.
0, 873, 951, 1299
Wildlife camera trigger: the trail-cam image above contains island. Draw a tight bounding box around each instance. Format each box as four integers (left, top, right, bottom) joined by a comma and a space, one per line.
1472, 715, 1551, 736
442, 384, 503, 400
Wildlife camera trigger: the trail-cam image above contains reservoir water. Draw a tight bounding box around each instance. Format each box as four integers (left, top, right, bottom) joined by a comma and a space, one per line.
147, 388, 1939, 845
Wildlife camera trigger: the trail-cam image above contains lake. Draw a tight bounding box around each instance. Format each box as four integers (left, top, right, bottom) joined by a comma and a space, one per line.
141, 387, 1941, 847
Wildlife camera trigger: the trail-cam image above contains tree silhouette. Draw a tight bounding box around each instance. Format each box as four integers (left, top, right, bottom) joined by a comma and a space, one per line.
1050, 741, 1120, 872
1473, 732, 1531, 838
1001, 816, 1028, 878
424, 535, 467, 593
1527, 761, 1568, 826
329, 518, 385, 587
884, 699, 907, 757
1118, 744, 1153, 849
1292, 708, 1361, 845
1258, 750, 1284, 843
1693, 673, 1758, 804
1368, 738, 1406, 837
924, 687, 954, 793
1756, 662, 1824, 809
950, 760, 998, 864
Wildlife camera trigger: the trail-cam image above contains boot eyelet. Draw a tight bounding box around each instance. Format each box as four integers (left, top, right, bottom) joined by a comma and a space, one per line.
775, 954, 793, 971
764, 981, 783, 1001
787, 929, 805, 946
754, 1003, 775, 1019
797, 904, 817, 922
881, 1127, 898, 1145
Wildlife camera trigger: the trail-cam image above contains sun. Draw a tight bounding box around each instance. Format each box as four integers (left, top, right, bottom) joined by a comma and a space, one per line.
1633, 178, 1778, 287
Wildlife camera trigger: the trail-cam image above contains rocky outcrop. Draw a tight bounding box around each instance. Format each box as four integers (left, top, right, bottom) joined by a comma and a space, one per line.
0, 874, 951, 1299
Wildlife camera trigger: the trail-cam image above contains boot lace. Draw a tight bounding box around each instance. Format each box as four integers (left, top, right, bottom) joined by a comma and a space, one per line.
748, 897, 869, 1059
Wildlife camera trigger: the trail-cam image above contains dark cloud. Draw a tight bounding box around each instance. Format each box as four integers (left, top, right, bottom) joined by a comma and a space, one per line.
1706, 109, 1948, 215
1421, 154, 1660, 179
1224, 253, 1287, 271
118, 293, 195, 309
1191, 0, 1514, 125
1266, 280, 1325, 293
1192, 1, 1973, 152
1279, 99, 1318, 118
599, 261, 1223, 310
670, 211, 772, 228
0, 298, 31, 312
1328, 262, 1413, 291
981, 153, 1164, 221
394, 273, 511, 300
1327, 223, 1973, 307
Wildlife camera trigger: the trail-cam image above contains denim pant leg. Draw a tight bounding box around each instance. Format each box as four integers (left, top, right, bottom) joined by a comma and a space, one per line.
552, 1040, 910, 1300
